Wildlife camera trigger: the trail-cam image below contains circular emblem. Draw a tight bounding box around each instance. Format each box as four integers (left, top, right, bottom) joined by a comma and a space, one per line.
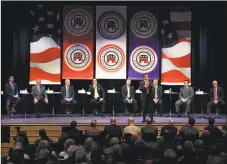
130, 11, 157, 38
65, 9, 92, 36
98, 45, 125, 72
65, 44, 92, 71
98, 11, 125, 39
130, 46, 157, 73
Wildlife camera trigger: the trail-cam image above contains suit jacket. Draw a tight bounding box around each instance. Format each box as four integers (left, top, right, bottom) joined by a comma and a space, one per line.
88, 83, 105, 98
160, 125, 177, 137
141, 125, 158, 141
121, 85, 135, 100
104, 124, 122, 139
31, 85, 47, 100
61, 86, 75, 99
84, 127, 101, 137
5, 82, 18, 98
179, 86, 194, 100
139, 80, 153, 100
67, 127, 84, 144
178, 125, 199, 142
151, 85, 163, 99
209, 87, 224, 101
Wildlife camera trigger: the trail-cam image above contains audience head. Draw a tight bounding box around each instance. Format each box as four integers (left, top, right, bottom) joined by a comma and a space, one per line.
75, 149, 87, 163
70, 120, 77, 128
184, 80, 189, 87
14, 136, 24, 144
91, 120, 97, 127
10, 149, 24, 164
109, 137, 120, 147
128, 117, 134, 125
67, 145, 78, 157
110, 117, 116, 125
164, 149, 177, 164
184, 140, 194, 150
91, 143, 102, 163
143, 73, 149, 81
188, 117, 195, 126
208, 117, 215, 125
18, 131, 27, 138
65, 79, 70, 86
212, 80, 218, 87
194, 139, 204, 149
36, 140, 52, 153
84, 137, 93, 152
146, 118, 153, 125
9, 76, 14, 83
64, 138, 75, 151
126, 79, 131, 86
39, 129, 47, 139
169, 119, 174, 125
37, 148, 50, 164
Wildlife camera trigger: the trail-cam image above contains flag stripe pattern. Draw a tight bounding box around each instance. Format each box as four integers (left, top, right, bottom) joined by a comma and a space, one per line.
29, 5, 61, 84
161, 7, 191, 85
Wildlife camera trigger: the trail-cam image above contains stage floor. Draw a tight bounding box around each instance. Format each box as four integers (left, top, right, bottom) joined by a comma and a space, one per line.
1, 113, 226, 125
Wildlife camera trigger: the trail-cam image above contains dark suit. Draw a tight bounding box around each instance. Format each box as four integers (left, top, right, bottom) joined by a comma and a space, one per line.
161, 125, 177, 143
207, 87, 225, 114
139, 80, 153, 121
67, 127, 84, 144
121, 85, 137, 113
31, 85, 48, 114
204, 125, 222, 143
141, 125, 158, 142
88, 83, 106, 113
60, 86, 77, 104
104, 124, 122, 139
151, 85, 163, 115
5, 82, 21, 115
178, 125, 199, 142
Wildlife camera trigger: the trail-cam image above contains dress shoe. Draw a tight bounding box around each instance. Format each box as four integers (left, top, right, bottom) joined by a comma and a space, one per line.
8, 115, 12, 119
177, 113, 181, 117
141, 120, 146, 123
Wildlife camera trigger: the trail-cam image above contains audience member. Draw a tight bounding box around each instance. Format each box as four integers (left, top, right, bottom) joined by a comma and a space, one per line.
103, 117, 122, 139
122, 117, 141, 138
142, 118, 158, 142
67, 121, 84, 145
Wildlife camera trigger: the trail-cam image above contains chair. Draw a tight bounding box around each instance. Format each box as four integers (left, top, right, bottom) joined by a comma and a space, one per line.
215, 104, 223, 119
63, 102, 74, 117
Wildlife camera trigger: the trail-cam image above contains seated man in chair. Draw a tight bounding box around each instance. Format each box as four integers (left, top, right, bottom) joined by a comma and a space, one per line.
5, 76, 21, 119
61, 79, 77, 115
88, 79, 106, 116
151, 79, 163, 117
207, 80, 225, 116
31, 79, 48, 117
121, 79, 137, 116
175, 80, 194, 117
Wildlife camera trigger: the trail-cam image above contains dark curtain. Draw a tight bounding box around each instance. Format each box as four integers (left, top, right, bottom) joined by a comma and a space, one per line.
1, 2, 227, 114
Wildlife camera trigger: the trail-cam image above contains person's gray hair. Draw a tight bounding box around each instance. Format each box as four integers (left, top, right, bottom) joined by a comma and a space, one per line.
194, 139, 204, 149
36, 140, 51, 153
37, 148, 50, 162
64, 138, 75, 150
75, 149, 87, 163
109, 137, 120, 147
67, 145, 78, 157
164, 149, 177, 159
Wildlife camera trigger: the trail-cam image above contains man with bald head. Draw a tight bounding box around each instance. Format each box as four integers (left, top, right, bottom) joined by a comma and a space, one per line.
31, 79, 48, 117
207, 80, 225, 115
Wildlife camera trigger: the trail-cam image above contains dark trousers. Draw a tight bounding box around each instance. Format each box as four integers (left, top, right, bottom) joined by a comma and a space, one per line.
142, 95, 153, 120
34, 98, 46, 115
6, 97, 21, 115
90, 98, 105, 113
207, 100, 225, 114
122, 99, 137, 113
151, 99, 163, 115
61, 98, 77, 114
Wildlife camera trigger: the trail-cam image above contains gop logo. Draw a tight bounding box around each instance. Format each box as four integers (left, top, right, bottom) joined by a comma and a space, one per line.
65, 44, 92, 71
98, 45, 125, 72
98, 11, 125, 39
130, 11, 157, 39
65, 9, 92, 36
130, 46, 157, 73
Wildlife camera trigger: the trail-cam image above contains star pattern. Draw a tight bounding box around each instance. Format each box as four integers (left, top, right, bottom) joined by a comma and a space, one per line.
30, 4, 61, 43
162, 19, 169, 25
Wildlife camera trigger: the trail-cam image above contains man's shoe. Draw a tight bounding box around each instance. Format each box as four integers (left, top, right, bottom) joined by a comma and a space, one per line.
141, 120, 146, 123
8, 115, 12, 119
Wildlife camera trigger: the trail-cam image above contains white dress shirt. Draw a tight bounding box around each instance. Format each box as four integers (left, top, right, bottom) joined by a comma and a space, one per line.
127, 86, 130, 98
94, 87, 99, 99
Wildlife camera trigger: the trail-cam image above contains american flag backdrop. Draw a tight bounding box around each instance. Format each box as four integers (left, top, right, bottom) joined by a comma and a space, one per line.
160, 7, 191, 85
29, 5, 61, 84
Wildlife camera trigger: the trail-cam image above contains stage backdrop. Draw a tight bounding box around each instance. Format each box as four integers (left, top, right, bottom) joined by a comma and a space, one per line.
160, 7, 191, 85
29, 4, 61, 84
62, 6, 94, 79
95, 6, 127, 79
128, 7, 160, 80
